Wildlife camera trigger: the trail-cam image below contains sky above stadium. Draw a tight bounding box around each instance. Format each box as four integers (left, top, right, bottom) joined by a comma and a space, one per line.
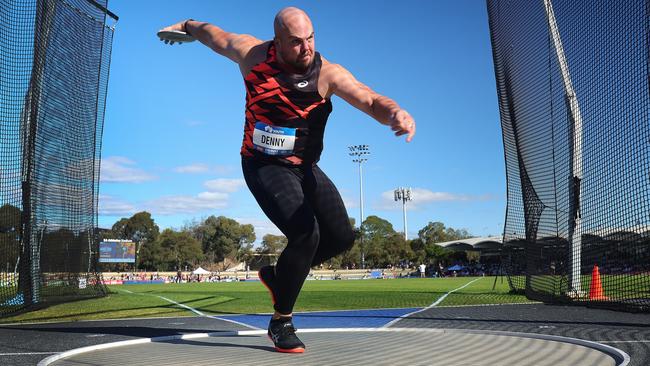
99, 0, 505, 242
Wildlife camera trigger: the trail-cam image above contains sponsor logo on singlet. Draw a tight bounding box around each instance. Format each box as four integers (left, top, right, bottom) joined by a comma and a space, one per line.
252, 122, 297, 156
296, 80, 309, 88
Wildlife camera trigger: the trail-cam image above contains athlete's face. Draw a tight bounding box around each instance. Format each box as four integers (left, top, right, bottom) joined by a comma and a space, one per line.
275, 15, 315, 72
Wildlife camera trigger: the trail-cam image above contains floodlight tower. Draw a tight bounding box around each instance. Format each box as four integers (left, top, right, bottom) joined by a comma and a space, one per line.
394, 187, 413, 240
349, 144, 370, 269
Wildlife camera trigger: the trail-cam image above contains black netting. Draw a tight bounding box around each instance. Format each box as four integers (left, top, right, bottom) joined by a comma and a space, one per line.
488, 0, 650, 312
0, 0, 116, 316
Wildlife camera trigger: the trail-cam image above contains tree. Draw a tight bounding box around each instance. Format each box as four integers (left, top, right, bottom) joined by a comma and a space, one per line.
258, 234, 287, 255
157, 229, 203, 270
110, 218, 129, 239
380, 232, 413, 267
137, 237, 165, 271
360, 215, 396, 268
0, 204, 21, 233
195, 215, 256, 263
362, 215, 395, 240
418, 221, 471, 244
108, 212, 160, 270
110, 212, 160, 243
0, 204, 21, 272
424, 243, 450, 266
126, 212, 160, 244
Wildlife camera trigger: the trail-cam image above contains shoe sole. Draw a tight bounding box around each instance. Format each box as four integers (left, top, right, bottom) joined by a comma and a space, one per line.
258, 269, 277, 305
267, 335, 305, 353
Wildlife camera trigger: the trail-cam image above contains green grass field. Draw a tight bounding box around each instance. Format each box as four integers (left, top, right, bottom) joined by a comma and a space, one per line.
0, 276, 532, 324
508, 274, 650, 298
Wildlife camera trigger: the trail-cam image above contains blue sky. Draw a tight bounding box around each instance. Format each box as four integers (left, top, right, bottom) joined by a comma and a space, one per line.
99, 0, 505, 242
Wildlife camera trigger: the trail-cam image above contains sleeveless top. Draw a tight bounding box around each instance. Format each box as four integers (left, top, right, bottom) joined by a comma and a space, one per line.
240, 43, 332, 165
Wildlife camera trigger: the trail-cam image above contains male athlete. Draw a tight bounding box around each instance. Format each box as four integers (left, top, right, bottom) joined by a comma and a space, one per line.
161, 7, 416, 353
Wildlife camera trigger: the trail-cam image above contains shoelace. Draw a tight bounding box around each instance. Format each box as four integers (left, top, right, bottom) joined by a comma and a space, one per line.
277, 322, 298, 337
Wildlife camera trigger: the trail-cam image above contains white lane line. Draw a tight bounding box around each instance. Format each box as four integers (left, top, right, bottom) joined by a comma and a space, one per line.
383, 277, 484, 328
205, 315, 262, 330
2, 352, 60, 356
114, 288, 260, 330
156, 296, 205, 317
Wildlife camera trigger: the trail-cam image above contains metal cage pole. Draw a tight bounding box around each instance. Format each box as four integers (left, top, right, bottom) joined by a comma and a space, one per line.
543, 0, 584, 296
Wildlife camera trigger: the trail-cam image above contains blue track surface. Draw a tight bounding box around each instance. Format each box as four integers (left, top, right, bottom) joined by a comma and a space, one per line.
215, 307, 421, 329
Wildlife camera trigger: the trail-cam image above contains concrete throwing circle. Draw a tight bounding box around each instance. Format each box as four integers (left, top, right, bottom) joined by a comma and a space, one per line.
40, 328, 629, 366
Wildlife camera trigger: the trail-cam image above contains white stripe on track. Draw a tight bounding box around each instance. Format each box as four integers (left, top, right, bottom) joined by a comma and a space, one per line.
115, 288, 261, 330
1, 352, 59, 356
383, 277, 483, 328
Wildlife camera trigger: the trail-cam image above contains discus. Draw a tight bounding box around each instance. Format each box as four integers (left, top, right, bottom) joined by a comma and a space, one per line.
157, 30, 196, 45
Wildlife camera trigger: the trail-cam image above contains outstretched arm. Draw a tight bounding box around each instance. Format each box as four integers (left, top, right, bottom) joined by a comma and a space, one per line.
325, 63, 416, 142
160, 19, 261, 64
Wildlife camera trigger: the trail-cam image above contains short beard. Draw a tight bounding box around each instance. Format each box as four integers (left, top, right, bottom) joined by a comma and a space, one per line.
291, 56, 312, 72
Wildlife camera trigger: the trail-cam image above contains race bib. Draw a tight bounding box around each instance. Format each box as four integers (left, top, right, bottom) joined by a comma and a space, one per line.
252, 122, 296, 156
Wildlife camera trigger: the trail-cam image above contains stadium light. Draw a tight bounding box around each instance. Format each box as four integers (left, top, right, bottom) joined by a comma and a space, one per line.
349, 144, 370, 269
394, 187, 413, 240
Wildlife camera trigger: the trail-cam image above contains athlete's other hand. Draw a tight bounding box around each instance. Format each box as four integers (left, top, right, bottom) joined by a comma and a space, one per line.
390, 109, 416, 142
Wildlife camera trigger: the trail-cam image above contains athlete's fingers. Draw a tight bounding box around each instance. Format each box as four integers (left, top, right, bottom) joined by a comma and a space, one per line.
406, 123, 415, 143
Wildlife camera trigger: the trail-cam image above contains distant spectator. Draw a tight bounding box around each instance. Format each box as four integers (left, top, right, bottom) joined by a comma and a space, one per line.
419, 263, 426, 278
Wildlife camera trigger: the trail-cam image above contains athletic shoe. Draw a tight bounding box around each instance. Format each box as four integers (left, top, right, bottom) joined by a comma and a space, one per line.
268, 317, 305, 353
258, 265, 277, 305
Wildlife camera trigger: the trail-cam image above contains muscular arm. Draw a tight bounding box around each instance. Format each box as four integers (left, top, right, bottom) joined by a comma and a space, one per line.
162, 19, 262, 65
324, 63, 416, 142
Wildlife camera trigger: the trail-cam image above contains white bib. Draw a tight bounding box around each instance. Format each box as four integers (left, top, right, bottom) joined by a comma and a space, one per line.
252, 122, 297, 156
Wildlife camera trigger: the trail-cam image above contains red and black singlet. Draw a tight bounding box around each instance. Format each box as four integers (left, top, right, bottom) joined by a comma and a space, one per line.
240, 43, 332, 165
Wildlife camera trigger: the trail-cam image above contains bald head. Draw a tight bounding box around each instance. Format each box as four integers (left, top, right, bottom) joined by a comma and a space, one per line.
273, 7, 316, 73
274, 7, 312, 38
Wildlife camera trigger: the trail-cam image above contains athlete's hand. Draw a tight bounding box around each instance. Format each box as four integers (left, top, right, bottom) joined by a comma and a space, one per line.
159, 20, 191, 45
390, 109, 416, 142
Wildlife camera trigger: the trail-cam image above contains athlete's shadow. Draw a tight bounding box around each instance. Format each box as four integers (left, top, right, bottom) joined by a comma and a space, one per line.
158, 335, 275, 353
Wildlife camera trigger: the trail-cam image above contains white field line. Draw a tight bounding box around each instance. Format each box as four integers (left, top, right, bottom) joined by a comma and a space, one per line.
383, 277, 484, 328
115, 288, 260, 330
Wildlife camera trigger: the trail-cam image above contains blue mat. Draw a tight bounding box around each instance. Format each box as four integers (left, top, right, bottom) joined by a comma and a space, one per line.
215, 307, 420, 329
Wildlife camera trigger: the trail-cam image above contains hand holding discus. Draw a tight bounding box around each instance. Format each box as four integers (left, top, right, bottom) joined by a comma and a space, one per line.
157, 19, 196, 45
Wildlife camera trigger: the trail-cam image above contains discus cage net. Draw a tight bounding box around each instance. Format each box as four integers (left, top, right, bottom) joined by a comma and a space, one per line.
0, 0, 117, 316
488, 0, 650, 312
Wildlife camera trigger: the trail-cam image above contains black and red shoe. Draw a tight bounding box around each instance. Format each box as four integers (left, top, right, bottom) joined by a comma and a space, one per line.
268, 317, 305, 353
258, 265, 277, 305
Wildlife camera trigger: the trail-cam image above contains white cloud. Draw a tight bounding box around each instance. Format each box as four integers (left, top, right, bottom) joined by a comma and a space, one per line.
375, 188, 494, 210
144, 192, 230, 215
342, 195, 358, 210
174, 163, 234, 175
235, 217, 283, 243
100, 156, 156, 183
174, 163, 210, 174
98, 194, 137, 216
204, 178, 247, 193
141, 176, 247, 215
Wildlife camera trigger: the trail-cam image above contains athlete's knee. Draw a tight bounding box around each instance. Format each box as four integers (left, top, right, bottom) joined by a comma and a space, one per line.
288, 219, 320, 253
